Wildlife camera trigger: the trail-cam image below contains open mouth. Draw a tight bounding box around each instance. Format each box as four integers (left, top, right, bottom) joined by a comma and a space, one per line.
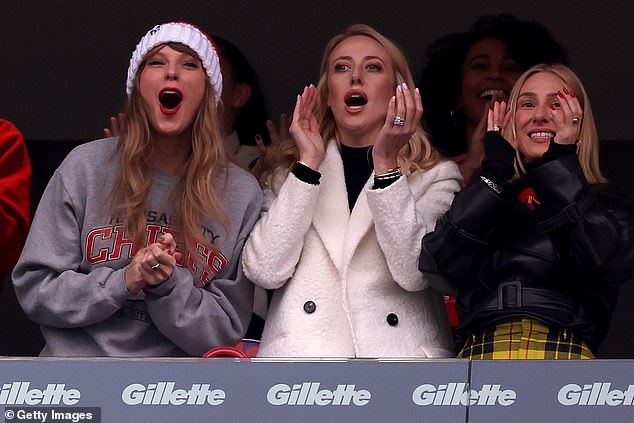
159, 89, 183, 114
345, 91, 368, 108
479, 89, 506, 102
529, 130, 555, 142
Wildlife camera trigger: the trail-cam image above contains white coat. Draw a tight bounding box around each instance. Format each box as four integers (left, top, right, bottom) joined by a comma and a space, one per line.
243, 140, 462, 357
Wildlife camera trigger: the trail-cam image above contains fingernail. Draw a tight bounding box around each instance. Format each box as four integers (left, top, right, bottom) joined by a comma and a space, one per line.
397, 85, 402, 93
402, 82, 408, 90
570, 90, 576, 98
267, 120, 273, 127
390, 96, 396, 102
563, 87, 570, 95
557, 91, 564, 98
415, 88, 420, 94
550, 104, 556, 110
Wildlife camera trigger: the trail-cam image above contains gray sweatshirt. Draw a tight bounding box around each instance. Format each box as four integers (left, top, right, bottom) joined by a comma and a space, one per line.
12, 138, 262, 357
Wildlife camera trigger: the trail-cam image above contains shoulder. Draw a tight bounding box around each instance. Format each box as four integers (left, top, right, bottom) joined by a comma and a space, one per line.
60, 137, 118, 167
221, 163, 263, 202
410, 159, 463, 185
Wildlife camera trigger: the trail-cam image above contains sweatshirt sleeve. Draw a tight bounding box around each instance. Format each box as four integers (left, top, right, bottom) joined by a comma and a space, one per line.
144, 179, 263, 355
12, 169, 132, 328
367, 160, 462, 292
242, 172, 320, 289
0, 120, 31, 282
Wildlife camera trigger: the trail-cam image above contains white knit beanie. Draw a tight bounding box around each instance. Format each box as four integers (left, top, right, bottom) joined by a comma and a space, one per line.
126, 21, 222, 103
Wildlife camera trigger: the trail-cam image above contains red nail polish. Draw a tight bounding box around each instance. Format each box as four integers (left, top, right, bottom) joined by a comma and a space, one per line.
557, 91, 564, 98
550, 104, 555, 110
563, 87, 569, 94
570, 90, 576, 98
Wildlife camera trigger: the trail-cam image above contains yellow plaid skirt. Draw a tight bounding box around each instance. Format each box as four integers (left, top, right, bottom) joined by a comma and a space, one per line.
458, 318, 595, 360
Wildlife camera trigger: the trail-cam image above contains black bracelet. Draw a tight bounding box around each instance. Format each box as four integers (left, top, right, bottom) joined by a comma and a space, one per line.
292, 160, 321, 185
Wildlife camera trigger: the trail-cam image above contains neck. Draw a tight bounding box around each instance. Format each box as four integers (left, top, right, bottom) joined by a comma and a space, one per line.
150, 133, 192, 175
337, 124, 381, 148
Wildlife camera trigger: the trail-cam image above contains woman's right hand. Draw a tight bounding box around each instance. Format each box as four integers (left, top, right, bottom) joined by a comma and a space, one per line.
124, 234, 180, 294
486, 100, 513, 146
289, 84, 325, 170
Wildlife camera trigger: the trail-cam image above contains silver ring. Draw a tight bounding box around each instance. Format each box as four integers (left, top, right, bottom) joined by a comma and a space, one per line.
151, 263, 160, 270
572, 117, 580, 124
493, 124, 501, 132
392, 116, 406, 127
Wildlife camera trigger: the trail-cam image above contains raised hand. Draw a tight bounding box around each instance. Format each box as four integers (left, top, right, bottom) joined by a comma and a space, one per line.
251, 113, 292, 178
487, 100, 513, 146
289, 84, 325, 170
372, 83, 423, 174
551, 87, 582, 145
104, 113, 126, 138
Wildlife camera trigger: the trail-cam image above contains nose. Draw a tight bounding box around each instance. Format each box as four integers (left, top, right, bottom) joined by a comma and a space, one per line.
165, 65, 179, 81
533, 103, 551, 122
351, 68, 362, 85
487, 65, 501, 80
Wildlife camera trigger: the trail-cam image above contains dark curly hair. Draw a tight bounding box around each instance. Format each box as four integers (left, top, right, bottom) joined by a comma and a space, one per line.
418, 14, 568, 157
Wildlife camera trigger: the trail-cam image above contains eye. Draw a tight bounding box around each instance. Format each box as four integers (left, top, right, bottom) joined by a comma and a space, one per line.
147, 59, 164, 66
501, 60, 521, 73
182, 61, 200, 69
519, 101, 535, 109
551, 101, 561, 109
334, 63, 350, 72
469, 58, 489, 70
366, 63, 382, 72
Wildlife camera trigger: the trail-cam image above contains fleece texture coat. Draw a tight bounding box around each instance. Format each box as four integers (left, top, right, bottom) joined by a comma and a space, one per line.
243, 140, 462, 358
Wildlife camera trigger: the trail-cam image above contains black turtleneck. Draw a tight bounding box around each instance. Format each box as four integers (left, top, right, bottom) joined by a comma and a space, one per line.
340, 143, 373, 211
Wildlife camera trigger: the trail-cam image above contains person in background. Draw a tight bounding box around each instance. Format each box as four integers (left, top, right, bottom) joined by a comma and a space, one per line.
0, 119, 31, 287
420, 63, 634, 359
243, 24, 461, 358
13, 22, 262, 356
419, 14, 568, 185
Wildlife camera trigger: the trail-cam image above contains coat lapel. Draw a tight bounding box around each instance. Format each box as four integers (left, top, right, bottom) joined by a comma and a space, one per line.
341, 177, 374, 273
312, 141, 350, 274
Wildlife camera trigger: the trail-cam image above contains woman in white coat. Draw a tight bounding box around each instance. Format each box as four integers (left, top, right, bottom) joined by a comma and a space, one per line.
243, 24, 462, 358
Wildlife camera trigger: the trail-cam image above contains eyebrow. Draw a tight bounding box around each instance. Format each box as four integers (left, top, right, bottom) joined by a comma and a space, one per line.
518, 92, 559, 100
333, 55, 385, 63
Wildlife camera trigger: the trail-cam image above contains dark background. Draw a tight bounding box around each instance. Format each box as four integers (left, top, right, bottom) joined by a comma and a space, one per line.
1, 1, 633, 357
1, 0, 633, 141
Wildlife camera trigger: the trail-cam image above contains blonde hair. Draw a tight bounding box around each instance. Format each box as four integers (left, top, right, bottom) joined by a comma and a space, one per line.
507, 63, 605, 184
262, 24, 439, 184
109, 42, 229, 263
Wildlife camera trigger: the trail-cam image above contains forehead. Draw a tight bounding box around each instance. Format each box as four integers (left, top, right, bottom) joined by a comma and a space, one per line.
147, 43, 200, 60
465, 37, 509, 60
521, 71, 566, 93
329, 35, 390, 61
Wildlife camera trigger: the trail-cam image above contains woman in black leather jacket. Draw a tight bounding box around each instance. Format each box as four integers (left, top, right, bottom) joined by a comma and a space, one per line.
419, 63, 634, 359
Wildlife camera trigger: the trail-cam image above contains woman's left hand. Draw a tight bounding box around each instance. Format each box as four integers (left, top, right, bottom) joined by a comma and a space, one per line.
372, 83, 423, 174
124, 233, 180, 294
552, 86, 583, 145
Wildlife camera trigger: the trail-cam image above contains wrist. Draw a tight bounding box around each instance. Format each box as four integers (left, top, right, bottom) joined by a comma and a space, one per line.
373, 159, 399, 175
298, 155, 322, 171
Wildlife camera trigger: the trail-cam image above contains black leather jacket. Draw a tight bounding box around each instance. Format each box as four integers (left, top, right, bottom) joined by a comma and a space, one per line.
420, 150, 634, 354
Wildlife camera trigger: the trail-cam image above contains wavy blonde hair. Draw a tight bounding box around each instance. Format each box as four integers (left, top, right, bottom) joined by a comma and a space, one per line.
262, 24, 439, 184
109, 42, 229, 263
507, 63, 605, 184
